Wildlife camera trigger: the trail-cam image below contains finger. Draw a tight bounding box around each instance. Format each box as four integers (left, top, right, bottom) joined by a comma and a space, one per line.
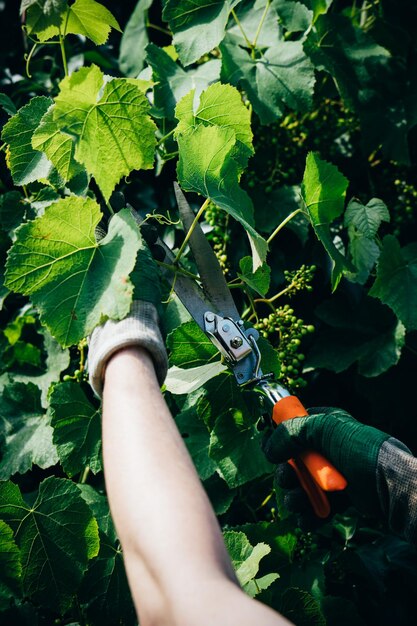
275, 462, 300, 489
263, 420, 306, 464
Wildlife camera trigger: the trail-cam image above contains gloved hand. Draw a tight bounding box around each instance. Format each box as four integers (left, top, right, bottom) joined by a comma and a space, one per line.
263, 407, 392, 518
88, 214, 168, 397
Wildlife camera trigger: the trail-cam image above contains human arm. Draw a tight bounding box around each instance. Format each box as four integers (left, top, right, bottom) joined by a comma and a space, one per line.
263, 407, 417, 544
100, 345, 291, 626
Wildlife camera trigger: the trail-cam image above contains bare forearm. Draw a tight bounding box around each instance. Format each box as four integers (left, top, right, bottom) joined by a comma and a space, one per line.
102, 346, 289, 625
102, 349, 236, 593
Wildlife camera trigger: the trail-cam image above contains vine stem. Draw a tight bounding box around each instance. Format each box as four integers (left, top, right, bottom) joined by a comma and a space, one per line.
156, 128, 176, 146
267, 208, 303, 244
25, 42, 38, 78
252, 0, 270, 50
59, 32, 68, 76
146, 21, 171, 36
0, 142, 6, 152
231, 9, 253, 49
173, 197, 210, 264
156, 260, 202, 282
79, 466, 90, 484
254, 281, 296, 305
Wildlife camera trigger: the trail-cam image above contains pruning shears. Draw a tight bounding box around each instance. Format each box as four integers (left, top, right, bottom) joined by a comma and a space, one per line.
160, 183, 347, 518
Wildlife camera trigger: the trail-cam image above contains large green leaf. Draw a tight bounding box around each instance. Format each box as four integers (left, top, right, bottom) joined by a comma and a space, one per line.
32, 106, 83, 183
0, 520, 22, 609
238, 256, 270, 296
176, 125, 267, 270
0, 191, 25, 233
344, 198, 390, 238
301, 152, 353, 289
53, 65, 156, 200
165, 362, 227, 395
175, 406, 216, 480
25, 0, 120, 44
220, 36, 315, 124
23, 0, 67, 42
162, 0, 241, 66
0, 478, 99, 611
209, 408, 273, 487
369, 235, 417, 331
224, 530, 278, 597
64, 0, 121, 45
307, 294, 405, 377
50, 382, 102, 478
0, 93, 16, 116
146, 43, 221, 119
78, 486, 135, 625
5, 198, 141, 347
167, 320, 218, 367
119, 0, 153, 77
1, 97, 53, 186
0, 382, 58, 480
175, 82, 253, 167
227, 0, 280, 48
273, 0, 313, 32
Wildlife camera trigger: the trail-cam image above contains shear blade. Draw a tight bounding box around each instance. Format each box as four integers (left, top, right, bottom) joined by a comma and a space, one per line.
174, 183, 240, 321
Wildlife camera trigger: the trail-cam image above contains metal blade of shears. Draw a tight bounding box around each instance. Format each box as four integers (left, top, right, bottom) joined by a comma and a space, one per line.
173, 183, 240, 321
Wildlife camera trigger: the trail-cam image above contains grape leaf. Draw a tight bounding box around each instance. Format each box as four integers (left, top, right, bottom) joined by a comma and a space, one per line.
346, 231, 380, 285
220, 36, 315, 124
64, 0, 121, 45
224, 530, 278, 596
369, 235, 417, 331
23, 0, 67, 42
25, 0, 121, 44
227, 0, 280, 48
176, 125, 267, 270
5, 198, 141, 347
280, 588, 326, 625
175, 406, 216, 480
32, 106, 83, 183
165, 362, 227, 395
307, 294, 405, 377
167, 320, 218, 367
50, 382, 102, 478
0, 478, 99, 611
238, 256, 270, 296
209, 408, 273, 487
0, 94, 17, 116
301, 152, 354, 289
273, 0, 313, 32
119, 0, 153, 77
162, 0, 241, 66
0, 192, 25, 232
53, 65, 156, 200
344, 197, 390, 238
1, 97, 53, 185
0, 520, 22, 609
175, 82, 254, 168
2, 329, 70, 407
80, 531, 135, 625
0, 382, 58, 480
146, 43, 221, 119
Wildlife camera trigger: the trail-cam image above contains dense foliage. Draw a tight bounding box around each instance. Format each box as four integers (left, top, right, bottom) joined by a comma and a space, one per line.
1, 1, 417, 624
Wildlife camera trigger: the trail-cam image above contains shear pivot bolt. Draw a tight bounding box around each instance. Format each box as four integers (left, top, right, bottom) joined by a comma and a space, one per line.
230, 337, 243, 348
205, 313, 215, 323
222, 323, 230, 332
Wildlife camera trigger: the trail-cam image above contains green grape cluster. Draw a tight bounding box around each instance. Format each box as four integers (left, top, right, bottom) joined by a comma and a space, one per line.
283, 264, 316, 296
293, 530, 318, 561
205, 202, 230, 273
392, 178, 417, 236
254, 304, 315, 390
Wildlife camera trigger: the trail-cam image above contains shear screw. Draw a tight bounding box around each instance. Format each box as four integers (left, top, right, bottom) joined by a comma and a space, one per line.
237, 372, 244, 379
205, 313, 215, 323
230, 336, 243, 348
222, 323, 230, 332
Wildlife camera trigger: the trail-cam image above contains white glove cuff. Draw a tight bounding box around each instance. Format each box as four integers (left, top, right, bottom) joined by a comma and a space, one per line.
88, 301, 168, 397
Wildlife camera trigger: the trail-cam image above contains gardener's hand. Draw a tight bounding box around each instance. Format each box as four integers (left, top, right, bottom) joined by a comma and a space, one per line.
263, 407, 395, 519
88, 216, 168, 397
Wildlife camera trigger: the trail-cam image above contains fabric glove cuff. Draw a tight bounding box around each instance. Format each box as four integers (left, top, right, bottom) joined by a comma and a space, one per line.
88, 301, 168, 397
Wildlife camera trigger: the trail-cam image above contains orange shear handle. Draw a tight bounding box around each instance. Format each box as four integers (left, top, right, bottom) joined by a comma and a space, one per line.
272, 396, 347, 519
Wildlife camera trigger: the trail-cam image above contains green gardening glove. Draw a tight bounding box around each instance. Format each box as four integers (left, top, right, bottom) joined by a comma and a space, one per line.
263, 407, 390, 517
